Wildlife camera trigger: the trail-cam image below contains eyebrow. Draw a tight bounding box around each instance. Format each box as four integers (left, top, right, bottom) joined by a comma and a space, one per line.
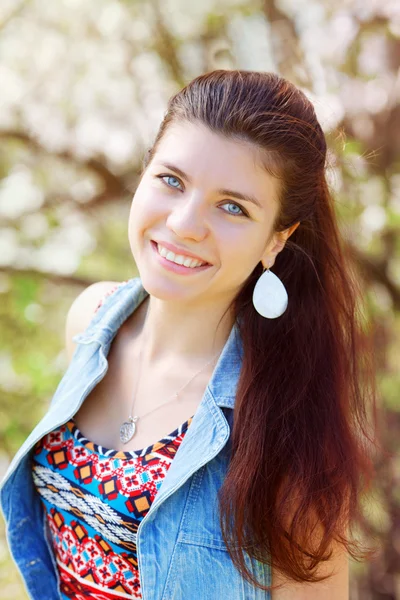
157, 162, 263, 209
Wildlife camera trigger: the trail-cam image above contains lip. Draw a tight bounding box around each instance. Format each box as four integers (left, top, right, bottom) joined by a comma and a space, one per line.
150, 240, 212, 275
152, 239, 210, 264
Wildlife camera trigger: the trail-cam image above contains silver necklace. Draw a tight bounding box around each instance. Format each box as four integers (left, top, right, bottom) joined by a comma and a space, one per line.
119, 306, 222, 444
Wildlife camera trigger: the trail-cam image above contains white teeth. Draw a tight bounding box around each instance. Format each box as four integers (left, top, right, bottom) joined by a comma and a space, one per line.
157, 244, 206, 268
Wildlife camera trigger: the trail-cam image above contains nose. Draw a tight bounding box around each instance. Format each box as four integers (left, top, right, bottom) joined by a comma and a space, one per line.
165, 192, 208, 240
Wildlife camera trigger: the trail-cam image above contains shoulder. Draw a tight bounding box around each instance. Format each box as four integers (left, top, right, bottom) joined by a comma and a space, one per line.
65, 280, 121, 363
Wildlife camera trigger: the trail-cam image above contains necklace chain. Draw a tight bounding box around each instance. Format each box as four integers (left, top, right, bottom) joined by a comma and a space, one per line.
127, 349, 221, 422
119, 303, 223, 444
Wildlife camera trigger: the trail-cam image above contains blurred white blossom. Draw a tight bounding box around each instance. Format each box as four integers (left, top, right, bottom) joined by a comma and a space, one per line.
360, 205, 387, 234
0, 170, 44, 219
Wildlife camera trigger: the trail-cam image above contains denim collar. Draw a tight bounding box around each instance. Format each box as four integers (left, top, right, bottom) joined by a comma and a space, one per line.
72, 277, 244, 410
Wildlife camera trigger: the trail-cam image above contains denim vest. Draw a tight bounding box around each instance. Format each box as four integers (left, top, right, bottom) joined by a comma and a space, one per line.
0, 276, 271, 599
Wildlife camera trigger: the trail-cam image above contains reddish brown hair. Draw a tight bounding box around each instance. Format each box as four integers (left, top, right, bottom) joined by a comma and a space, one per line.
143, 70, 380, 592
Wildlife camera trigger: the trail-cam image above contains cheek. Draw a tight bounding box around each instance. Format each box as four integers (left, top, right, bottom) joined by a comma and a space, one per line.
216, 229, 260, 272
128, 193, 151, 234
128, 190, 150, 253
131, 185, 166, 225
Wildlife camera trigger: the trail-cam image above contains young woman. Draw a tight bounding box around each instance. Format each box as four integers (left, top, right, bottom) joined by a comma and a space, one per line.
0, 70, 378, 599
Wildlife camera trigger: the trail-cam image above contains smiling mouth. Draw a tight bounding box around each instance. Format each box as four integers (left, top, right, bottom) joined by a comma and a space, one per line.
152, 240, 210, 266
150, 240, 212, 271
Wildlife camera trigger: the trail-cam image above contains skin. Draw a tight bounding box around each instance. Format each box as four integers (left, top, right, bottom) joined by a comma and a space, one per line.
128, 120, 299, 366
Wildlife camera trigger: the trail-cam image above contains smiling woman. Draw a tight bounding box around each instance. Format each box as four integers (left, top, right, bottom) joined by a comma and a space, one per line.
0, 69, 379, 600
126, 70, 378, 595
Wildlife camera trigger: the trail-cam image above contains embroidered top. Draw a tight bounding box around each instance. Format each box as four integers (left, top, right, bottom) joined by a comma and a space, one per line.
31, 415, 193, 599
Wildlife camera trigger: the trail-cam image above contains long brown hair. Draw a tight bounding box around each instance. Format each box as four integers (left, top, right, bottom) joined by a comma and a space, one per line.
143, 70, 380, 592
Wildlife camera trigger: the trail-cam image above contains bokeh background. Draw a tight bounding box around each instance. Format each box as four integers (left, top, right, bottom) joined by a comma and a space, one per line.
0, 0, 399, 597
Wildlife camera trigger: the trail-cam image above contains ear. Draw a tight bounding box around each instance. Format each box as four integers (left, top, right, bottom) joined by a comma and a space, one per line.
261, 222, 300, 269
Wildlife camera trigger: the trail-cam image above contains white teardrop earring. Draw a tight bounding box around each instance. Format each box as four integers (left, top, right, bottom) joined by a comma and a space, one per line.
252, 262, 288, 319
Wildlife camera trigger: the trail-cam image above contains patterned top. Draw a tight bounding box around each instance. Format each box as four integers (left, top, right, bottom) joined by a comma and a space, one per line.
31, 415, 193, 599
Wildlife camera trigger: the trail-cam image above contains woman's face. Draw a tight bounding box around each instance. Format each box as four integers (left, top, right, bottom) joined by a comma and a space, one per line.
128, 120, 282, 307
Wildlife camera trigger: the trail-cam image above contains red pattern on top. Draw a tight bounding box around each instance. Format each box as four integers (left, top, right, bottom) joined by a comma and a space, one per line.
32, 417, 193, 599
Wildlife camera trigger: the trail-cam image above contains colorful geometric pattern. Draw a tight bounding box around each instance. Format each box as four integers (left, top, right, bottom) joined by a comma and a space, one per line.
31, 415, 193, 599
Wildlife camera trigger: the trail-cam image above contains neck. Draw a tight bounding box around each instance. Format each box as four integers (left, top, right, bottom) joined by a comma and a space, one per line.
135, 294, 236, 368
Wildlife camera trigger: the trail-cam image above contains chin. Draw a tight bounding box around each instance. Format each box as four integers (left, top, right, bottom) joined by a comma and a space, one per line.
138, 269, 205, 303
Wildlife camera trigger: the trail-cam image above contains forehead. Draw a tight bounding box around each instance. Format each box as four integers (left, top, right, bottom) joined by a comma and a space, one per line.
151, 121, 280, 206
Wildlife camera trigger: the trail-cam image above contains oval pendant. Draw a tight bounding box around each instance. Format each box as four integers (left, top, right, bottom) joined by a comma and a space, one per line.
252, 269, 288, 319
120, 417, 137, 444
